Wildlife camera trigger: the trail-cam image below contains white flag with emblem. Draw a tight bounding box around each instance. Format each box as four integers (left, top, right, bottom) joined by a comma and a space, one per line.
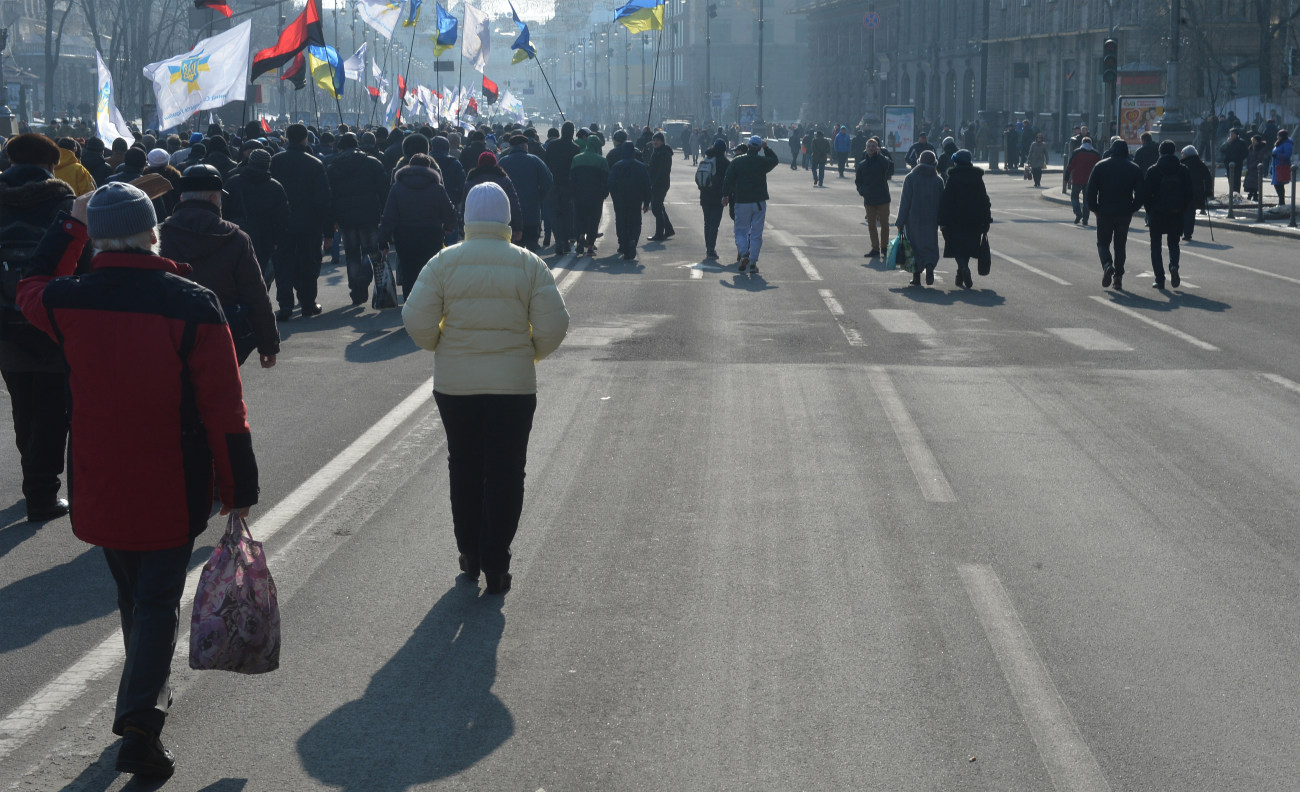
142, 20, 251, 131
462, 4, 490, 74
343, 42, 366, 82
357, 0, 402, 40
94, 51, 133, 145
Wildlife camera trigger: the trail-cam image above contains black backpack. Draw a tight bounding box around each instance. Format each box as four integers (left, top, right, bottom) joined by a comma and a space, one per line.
1153, 168, 1187, 216
0, 212, 53, 340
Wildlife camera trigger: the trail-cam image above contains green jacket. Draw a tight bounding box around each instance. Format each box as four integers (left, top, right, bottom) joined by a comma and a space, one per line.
721, 146, 779, 204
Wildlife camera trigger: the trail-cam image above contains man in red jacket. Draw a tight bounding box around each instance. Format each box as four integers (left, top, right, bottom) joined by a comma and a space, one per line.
1065, 138, 1102, 226
16, 182, 260, 779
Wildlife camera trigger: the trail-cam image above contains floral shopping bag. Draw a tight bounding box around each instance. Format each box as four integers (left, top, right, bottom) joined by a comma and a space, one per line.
190, 514, 281, 674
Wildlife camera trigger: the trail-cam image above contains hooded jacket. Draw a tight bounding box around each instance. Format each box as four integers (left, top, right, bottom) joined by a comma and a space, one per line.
325, 148, 389, 227
430, 136, 467, 205
608, 142, 653, 206
17, 218, 259, 550
159, 200, 280, 357
224, 164, 290, 257
401, 218, 569, 396
1085, 140, 1145, 219
570, 137, 611, 204
378, 164, 459, 245
938, 162, 991, 259
697, 141, 731, 206
54, 149, 96, 196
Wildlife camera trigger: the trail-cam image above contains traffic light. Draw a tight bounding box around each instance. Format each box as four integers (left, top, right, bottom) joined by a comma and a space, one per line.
1102, 39, 1119, 85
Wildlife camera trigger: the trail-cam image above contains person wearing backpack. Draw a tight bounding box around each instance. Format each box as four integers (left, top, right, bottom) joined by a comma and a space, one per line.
1142, 140, 1193, 289
0, 133, 79, 521
855, 137, 894, 258
696, 138, 730, 260
1179, 145, 1214, 242
1084, 138, 1145, 291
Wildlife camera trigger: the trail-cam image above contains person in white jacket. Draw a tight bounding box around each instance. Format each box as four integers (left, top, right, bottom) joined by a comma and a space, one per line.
402, 182, 570, 595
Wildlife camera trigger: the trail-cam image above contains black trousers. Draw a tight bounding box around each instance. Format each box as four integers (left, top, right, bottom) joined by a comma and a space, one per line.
1, 369, 67, 509
1150, 230, 1181, 280
103, 540, 194, 736
701, 201, 724, 252
434, 392, 536, 574
1094, 214, 1133, 273
573, 199, 603, 246
550, 183, 575, 245
273, 230, 323, 310
650, 188, 673, 237
340, 224, 381, 302
393, 227, 443, 298
614, 200, 643, 253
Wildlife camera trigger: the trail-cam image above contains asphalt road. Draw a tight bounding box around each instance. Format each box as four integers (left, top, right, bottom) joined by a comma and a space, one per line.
3, 160, 1300, 791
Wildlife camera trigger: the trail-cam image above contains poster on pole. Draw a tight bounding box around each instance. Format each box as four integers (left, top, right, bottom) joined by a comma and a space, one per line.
883, 105, 914, 154
1117, 95, 1164, 144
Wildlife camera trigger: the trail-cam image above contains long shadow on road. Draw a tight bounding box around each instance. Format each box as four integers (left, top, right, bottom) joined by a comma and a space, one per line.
298, 581, 510, 791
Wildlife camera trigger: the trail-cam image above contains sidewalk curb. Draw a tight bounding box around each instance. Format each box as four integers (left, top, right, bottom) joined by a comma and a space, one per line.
1037, 189, 1300, 240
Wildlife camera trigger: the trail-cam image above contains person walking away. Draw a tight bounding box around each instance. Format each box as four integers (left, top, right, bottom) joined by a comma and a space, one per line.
16, 182, 260, 778
543, 122, 580, 255
855, 137, 894, 258
464, 151, 524, 245
269, 123, 331, 320
569, 136, 610, 256
938, 150, 991, 289
1179, 145, 1214, 242
1003, 124, 1020, 171
498, 135, 553, 253
645, 131, 675, 241
224, 149, 289, 284
833, 125, 851, 177
1244, 133, 1270, 203
0, 134, 77, 522
325, 133, 390, 306
801, 129, 814, 170
1142, 140, 1193, 289
1219, 128, 1248, 197
80, 137, 114, 186
55, 139, 95, 196
721, 135, 779, 272
936, 136, 959, 183
1270, 129, 1293, 207
607, 141, 653, 260
895, 150, 944, 286
695, 138, 731, 260
679, 125, 693, 159
1085, 138, 1145, 291
810, 130, 831, 187
787, 126, 801, 170
430, 136, 466, 244
159, 165, 280, 367
401, 182, 569, 595
1133, 131, 1159, 175
1027, 133, 1049, 187
379, 154, 458, 299
1065, 139, 1101, 225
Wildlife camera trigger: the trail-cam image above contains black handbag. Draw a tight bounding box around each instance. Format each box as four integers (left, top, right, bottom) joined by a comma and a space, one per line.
977, 234, 991, 276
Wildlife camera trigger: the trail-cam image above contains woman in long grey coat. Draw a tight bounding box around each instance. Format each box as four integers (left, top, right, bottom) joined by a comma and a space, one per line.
896, 150, 945, 286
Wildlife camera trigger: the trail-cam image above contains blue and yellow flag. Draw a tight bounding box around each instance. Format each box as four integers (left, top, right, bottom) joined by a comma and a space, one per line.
403, 0, 421, 27
508, 1, 535, 64
614, 0, 665, 33
307, 44, 344, 99
431, 3, 457, 56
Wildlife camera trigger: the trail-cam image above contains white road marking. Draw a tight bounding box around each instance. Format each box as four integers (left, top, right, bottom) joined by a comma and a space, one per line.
865, 367, 956, 502
1131, 271, 1199, 289
1260, 373, 1300, 395
554, 215, 609, 296
1179, 249, 1300, 286
818, 289, 865, 346
990, 250, 1072, 285
769, 229, 803, 247
1088, 296, 1220, 351
958, 564, 1113, 792
690, 267, 704, 279
0, 380, 438, 765
792, 247, 823, 280
870, 309, 936, 335
1046, 328, 1134, 351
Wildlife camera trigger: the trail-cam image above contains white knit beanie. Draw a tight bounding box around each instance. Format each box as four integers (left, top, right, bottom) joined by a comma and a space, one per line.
146, 148, 171, 167
464, 182, 511, 225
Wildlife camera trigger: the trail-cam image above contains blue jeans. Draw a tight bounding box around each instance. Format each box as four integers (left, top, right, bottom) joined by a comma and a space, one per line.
812, 161, 826, 185
733, 201, 768, 262
1071, 184, 1090, 223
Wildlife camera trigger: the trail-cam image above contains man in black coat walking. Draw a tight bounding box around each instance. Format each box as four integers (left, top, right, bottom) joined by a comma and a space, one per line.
645, 131, 675, 241
224, 149, 289, 284
1219, 128, 1248, 197
1144, 141, 1194, 288
543, 121, 581, 254
269, 123, 332, 319
1132, 132, 1159, 174
325, 133, 389, 306
1084, 138, 1145, 291
608, 141, 652, 260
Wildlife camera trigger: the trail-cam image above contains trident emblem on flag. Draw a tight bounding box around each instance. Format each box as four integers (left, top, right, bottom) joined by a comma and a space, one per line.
169, 53, 212, 94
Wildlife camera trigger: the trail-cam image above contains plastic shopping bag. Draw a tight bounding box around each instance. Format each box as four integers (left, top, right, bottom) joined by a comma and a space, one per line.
887, 231, 914, 273
190, 514, 281, 674
370, 253, 400, 310
885, 233, 902, 270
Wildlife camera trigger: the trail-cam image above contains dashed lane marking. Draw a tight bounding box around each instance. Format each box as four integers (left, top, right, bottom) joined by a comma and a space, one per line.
865, 367, 956, 502
1087, 296, 1220, 351
818, 289, 865, 346
1260, 373, 1300, 396
1046, 328, 1134, 351
869, 309, 936, 335
792, 247, 823, 281
1178, 249, 1300, 287
990, 250, 1072, 286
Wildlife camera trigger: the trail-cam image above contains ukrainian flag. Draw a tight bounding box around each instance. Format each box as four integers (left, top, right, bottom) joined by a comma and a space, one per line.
307, 44, 345, 99
614, 0, 665, 33
431, 3, 457, 57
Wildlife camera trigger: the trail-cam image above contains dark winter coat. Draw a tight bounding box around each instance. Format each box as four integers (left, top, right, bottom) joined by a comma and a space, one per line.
1065, 146, 1101, 186
80, 150, 114, 186
1245, 143, 1271, 193
462, 166, 523, 235
1182, 154, 1214, 209
1142, 154, 1194, 235
143, 163, 183, 220
543, 136, 581, 186
224, 165, 290, 264
430, 136, 467, 205
1219, 137, 1248, 168
645, 143, 673, 193
571, 137, 611, 205
325, 149, 389, 227
459, 140, 488, 174
938, 163, 991, 259
0, 165, 75, 372
696, 145, 730, 207
159, 200, 280, 357
1132, 141, 1160, 174
202, 150, 239, 178
855, 151, 895, 205
607, 142, 653, 207
17, 218, 259, 550
498, 147, 553, 227
269, 143, 332, 236
1084, 141, 1145, 219
378, 164, 459, 247
720, 145, 779, 204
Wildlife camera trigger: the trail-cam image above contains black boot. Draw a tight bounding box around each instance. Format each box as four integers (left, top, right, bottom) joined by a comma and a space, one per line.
115, 725, 176, 778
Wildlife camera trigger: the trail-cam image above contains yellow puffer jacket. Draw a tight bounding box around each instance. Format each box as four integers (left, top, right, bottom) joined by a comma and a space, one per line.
54, 148, 96, 196
402, 221, 569, 395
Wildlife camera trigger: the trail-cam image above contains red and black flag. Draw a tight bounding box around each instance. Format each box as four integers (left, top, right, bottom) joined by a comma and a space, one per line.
251, 0, 324, 80
260, 118, 273, 134
482, 76, 499, 104
194, 0, 233, 18
280, 51, 307, 91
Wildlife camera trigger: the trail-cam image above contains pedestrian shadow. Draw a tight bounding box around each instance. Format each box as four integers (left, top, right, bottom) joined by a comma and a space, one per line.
1181, 239, 1232, 252
585, 254, 645, 275
1109, 289, 1231, 313
889, 284, 1007, 307
861, 256, 894, 272
297, 583, 511, 791
0, 546, 117, 655
719, 272, 778, 292
0, 501, 38, 558
344, 323, 419, 364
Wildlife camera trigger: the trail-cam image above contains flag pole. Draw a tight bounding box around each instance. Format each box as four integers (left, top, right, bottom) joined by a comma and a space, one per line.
456, 19, 464, 127
402, 18, 418, 110
645, 21, 665, 130
534, 57, 565, 123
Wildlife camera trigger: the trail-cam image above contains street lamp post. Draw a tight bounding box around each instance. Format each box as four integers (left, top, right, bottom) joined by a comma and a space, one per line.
706, 4, 715, 127
0, 28, 13, 136
756, 0, 764, 128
